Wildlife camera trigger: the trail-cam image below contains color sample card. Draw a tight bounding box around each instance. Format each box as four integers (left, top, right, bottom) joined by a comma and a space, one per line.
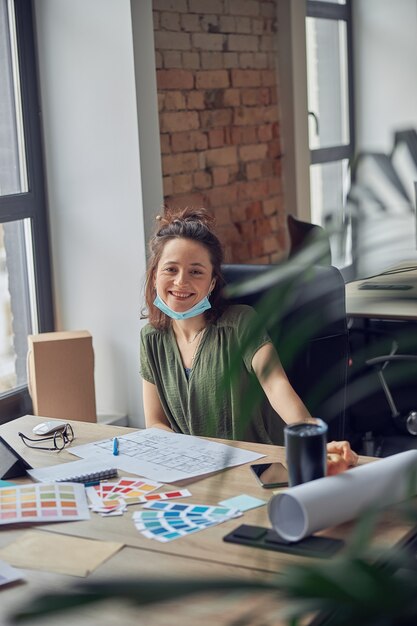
0, 480, 16, 489
0, 483, 90, 525
103, 477, 162, 502
89, 496, 127, 516
85, 476, 162, 515
136, 488, 191, 503
132, 501, 242, 542
218, 494, 267, 512
85, 485, 127, 516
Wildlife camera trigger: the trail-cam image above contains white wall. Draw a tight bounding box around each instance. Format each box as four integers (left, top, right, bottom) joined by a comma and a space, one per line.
33, 0, 160, 427
353, 0, 417, 152
130, 1, 164, 245
277, 0, 311, 221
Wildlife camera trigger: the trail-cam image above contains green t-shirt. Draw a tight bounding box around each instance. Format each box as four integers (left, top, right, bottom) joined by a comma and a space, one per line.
140, 304, 285, 444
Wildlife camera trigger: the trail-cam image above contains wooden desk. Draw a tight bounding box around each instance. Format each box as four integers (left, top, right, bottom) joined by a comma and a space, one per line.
345, 261, 417, 320
0, 415, 416, 625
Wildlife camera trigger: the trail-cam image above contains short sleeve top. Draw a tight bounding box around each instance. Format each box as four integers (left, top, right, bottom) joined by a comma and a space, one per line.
140, 304, 284, 444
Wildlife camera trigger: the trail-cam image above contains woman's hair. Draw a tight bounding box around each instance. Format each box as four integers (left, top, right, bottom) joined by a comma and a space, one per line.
143, 207, 226, 330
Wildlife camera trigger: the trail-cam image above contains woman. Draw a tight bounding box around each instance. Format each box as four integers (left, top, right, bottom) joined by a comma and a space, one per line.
140, 207, 357, 474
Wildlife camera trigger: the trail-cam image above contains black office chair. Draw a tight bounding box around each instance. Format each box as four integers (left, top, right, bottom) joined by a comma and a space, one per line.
222, 263, 348, 443
367, 354, 417, 432
287, 214, 332, 265
347, 329, 417, 456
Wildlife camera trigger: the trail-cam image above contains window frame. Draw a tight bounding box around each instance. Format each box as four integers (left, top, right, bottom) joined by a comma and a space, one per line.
306, 0, 355, 167
0, 0, 54, 422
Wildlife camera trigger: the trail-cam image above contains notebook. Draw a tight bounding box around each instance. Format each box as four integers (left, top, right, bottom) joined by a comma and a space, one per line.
27, 458, 118, 484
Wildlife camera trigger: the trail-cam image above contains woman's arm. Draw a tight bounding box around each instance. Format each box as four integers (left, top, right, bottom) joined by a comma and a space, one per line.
252, 342, 312, 424
142, 379, 173, 432
252, 342, 358, 473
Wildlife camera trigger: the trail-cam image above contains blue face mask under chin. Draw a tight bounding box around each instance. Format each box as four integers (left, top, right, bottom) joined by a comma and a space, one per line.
153, 292, 212, 321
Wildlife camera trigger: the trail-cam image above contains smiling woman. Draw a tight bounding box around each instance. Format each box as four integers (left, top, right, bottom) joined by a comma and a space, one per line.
154, 238, 216, 325
144, 209, 226, 332
140, 208, 357, 474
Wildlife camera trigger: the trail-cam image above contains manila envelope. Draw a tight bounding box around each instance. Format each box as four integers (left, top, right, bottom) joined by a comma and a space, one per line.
0, 531, 123, 577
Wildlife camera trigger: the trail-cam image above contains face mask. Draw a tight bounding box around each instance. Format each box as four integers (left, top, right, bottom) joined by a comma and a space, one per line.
153, 292, 212, 321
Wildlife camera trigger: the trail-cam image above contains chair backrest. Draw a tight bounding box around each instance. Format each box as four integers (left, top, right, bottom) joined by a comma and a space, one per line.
222, 263, 348, 441
287, 214, 332, 265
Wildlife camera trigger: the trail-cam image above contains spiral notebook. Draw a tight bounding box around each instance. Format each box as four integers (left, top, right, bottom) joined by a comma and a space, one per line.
27, 458, 118, 484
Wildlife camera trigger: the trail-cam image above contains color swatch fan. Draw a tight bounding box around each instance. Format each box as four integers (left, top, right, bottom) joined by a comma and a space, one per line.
133, 501, 241, 542
86, 477, 163, 515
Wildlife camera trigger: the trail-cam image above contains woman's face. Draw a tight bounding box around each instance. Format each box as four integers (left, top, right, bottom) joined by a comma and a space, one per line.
154, 238, 215, 313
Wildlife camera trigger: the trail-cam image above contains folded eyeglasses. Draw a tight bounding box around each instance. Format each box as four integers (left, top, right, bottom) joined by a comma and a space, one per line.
18, 423, 74, 452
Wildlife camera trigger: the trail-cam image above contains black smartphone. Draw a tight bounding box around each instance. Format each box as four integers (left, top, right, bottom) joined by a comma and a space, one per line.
250, 462, 288, 488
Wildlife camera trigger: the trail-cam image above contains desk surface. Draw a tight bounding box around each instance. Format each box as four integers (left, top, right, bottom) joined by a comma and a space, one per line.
0, 416, 415, 625
345, 261, 417, 320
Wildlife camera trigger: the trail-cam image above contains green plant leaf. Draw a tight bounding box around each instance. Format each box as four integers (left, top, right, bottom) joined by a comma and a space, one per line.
9, 578, 278, 623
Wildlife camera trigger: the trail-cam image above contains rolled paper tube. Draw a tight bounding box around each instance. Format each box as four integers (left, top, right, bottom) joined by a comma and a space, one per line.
268, 449, 417, 542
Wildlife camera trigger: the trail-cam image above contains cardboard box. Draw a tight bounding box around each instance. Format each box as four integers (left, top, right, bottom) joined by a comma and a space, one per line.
27, 330, 97, 423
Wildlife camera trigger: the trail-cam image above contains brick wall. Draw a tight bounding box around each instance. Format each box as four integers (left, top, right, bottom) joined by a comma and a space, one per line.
153, 0, 288, 263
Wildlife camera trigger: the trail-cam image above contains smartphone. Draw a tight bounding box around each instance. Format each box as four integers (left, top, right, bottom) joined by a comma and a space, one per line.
250, 462, 288, 489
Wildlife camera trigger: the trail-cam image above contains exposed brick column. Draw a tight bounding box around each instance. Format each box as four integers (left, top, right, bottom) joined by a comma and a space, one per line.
153, 0, 288, 264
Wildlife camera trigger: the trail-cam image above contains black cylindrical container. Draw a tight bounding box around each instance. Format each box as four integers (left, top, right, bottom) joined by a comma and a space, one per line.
284, 420, 327, 487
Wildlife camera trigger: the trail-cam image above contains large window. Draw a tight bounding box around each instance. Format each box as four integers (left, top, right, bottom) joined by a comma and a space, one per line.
0, 0, 53, 421
306, 0, 354, 266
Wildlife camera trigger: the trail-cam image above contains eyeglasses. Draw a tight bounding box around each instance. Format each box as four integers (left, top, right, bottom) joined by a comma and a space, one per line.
18, 423, 74, 452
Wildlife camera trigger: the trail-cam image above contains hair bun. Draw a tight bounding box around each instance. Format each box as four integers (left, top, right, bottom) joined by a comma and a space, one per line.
155, 206, 216, 234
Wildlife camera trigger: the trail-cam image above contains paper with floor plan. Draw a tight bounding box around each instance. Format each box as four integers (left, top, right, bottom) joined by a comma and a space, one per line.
268, 449, 417, 542
69, 428, 264, 483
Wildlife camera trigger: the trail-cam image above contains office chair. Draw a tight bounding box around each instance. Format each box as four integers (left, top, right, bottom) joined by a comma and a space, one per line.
346, 169, 417, 455
347, 324, 417, 456
366, 354, 417, 435
287, 214, 332, 265
222, 263, 348, 443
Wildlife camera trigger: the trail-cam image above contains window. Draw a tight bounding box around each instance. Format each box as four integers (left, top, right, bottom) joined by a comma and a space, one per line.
306, 0, 354, 266
0, 0, 53, 422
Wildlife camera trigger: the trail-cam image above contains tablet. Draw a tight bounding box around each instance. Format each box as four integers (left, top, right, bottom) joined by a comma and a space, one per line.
0, 436, 32, 479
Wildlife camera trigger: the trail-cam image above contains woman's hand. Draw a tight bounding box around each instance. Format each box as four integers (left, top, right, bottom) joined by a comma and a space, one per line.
326, 440, 358, 476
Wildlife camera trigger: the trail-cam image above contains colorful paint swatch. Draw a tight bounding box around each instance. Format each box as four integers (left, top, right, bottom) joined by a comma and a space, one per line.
84, 486, 125, 515
132, 501, 242, 542
137, 488, 191, 503
0, 480, 16, 489
0, 483, 90, 525
102, 477, 161, 503
85, 476, 162, 515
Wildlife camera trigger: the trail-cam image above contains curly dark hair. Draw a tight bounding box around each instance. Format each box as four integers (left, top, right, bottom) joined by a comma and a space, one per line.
143, 207, 226, 330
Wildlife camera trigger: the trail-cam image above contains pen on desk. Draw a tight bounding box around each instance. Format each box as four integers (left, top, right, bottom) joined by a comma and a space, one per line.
113, 437, 119, 456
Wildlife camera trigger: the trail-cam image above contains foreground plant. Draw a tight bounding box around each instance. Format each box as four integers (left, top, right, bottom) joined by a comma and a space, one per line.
9, 506, 417, 626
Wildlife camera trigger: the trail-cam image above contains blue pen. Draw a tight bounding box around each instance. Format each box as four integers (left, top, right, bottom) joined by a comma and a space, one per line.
113, 437, 119, 456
